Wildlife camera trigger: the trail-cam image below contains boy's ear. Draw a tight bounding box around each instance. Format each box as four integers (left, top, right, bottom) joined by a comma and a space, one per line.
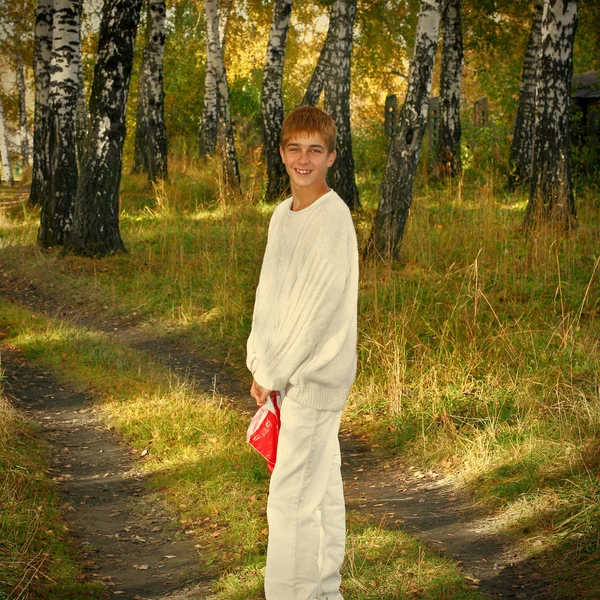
279, 145, 285, 163
327, 149, 337, 167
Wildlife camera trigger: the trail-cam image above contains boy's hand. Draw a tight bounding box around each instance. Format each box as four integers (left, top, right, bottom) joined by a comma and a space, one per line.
250, 379, 272, 407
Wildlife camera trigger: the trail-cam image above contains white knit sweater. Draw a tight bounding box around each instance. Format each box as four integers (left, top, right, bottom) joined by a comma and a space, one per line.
246, 190, 358, 411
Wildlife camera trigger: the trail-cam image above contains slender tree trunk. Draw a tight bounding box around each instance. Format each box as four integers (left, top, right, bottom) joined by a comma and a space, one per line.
323, 0, 359, 210
39, 0, 81, 248
76, 0, 88, 165
262, 0, 292, 202
437, 0, 463, 177
524, 0, 577, 229
0, 97, 14, 186
365, 0, 441, 259
16, 56, 30, 168
29, 0, 53, 206
218, 0, 232, 49
133, 0, 168, 181
508, 0, 545, 189
202, 0, 240, 191
67, 0, 143, 256
199, 0, 231, 157
302, 32, 329, 107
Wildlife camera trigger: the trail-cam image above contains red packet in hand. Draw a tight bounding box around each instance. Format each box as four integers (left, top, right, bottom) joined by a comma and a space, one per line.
247, 391, 281, 475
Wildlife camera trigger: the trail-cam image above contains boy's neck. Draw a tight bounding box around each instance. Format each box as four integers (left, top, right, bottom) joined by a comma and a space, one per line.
290, 182, 331, 212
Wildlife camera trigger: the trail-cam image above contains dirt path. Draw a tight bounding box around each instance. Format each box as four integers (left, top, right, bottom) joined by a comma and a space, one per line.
1, 344, 213, 600
0, 269, 567, 599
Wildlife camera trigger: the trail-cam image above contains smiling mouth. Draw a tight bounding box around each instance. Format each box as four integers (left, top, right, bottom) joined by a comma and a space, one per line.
294, 169, 312, 175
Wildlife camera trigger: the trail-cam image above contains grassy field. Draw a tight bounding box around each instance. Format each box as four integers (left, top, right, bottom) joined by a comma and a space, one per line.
0, 299, 484, 599
0, 370, 107, 599
0, 153, 599, 595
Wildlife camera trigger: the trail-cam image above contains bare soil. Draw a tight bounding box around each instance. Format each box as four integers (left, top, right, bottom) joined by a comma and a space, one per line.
0, 268, 570, 599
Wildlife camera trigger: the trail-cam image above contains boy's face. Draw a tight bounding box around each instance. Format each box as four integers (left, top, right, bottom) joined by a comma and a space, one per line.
280, 133, 336, 191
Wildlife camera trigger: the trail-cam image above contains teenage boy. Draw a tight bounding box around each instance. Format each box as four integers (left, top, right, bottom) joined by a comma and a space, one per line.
247, 106, 359, 600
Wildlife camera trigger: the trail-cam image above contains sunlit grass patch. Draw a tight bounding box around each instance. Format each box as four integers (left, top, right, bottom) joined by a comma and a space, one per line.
213, 514, 486, 600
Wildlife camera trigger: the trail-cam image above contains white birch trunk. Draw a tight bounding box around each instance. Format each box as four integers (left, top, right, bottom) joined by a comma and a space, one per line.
39, 0, 81, 247
218, 0, 232, 49
437, 0, 463, 177
322, 0, 359, 210
0, 97, 14, 186
133, 0, 168, 181
202, 0, 240, 190
76, 0, 88, 165
509, 0, 545, 188
262, 0, 292, 202
29, 0, 53, 206
199, 0, 232, 157
367, 0, 441, 259
68, 0, 143, 256
16, 56, 30, 168
525, 0, 577, 228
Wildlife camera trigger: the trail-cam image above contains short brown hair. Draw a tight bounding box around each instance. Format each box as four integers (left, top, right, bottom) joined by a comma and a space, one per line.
281, 106, 337, 153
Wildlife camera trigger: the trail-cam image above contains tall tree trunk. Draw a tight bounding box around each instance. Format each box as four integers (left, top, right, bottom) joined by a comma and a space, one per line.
218, 0, 232, 49
198, 0, 231, 157
365, 0, 441, 259
302, 31, 329, 107
29, 0, 53, 206
437, 0, 463, 177
323, 0, 359, 210
302, 0, 358, 209
133, 0, 168, 181
16, 56, 30, 168
76, 0, 88, 165
508, 0, 545, 189
0, 97, 14, 186
203, 0, 240, 191
39, 0, 81, 248
524, 0, 577, 229
67, 0, 143, 256
262, 0, 292, 202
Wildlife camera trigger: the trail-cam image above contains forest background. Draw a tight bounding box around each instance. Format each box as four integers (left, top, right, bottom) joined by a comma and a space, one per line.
0, 0, 599, 598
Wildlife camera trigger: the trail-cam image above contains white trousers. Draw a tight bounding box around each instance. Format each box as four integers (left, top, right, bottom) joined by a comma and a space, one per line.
265, 397, 345, 600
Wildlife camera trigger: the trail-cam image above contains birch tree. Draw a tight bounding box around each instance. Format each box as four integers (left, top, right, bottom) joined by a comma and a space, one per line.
29, 0, 53, 206
508, 0, 545, 189
75, 1, 87, 164
16, 56, 29, 167
366, 0, 441, 259
218, 0, 232, 48
302, 0, 359, 210
133, 0, 168, 181
323, 0, 359, 210
67, 0, 143, 256
39, 0, 81, 248
198, 0, 232, 157
198, 0, 240, 190
437, 0, 463, 177
0, 96, 14, 186
262, 0, 292, 202
524, 0, 578, 228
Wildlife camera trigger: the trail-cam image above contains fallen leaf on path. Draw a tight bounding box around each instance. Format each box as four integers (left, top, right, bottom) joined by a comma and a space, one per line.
132, 564, 149, 570
164, 555, 176, 559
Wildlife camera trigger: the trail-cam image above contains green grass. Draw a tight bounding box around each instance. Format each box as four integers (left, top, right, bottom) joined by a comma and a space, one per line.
0, 371, 107, 599
0, 300, 486, 598
0, 159, 599, 594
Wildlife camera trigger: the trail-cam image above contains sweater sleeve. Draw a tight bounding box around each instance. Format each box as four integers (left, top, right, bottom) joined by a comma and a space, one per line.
252, 218, 351, 391
246, 206, 281, 375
